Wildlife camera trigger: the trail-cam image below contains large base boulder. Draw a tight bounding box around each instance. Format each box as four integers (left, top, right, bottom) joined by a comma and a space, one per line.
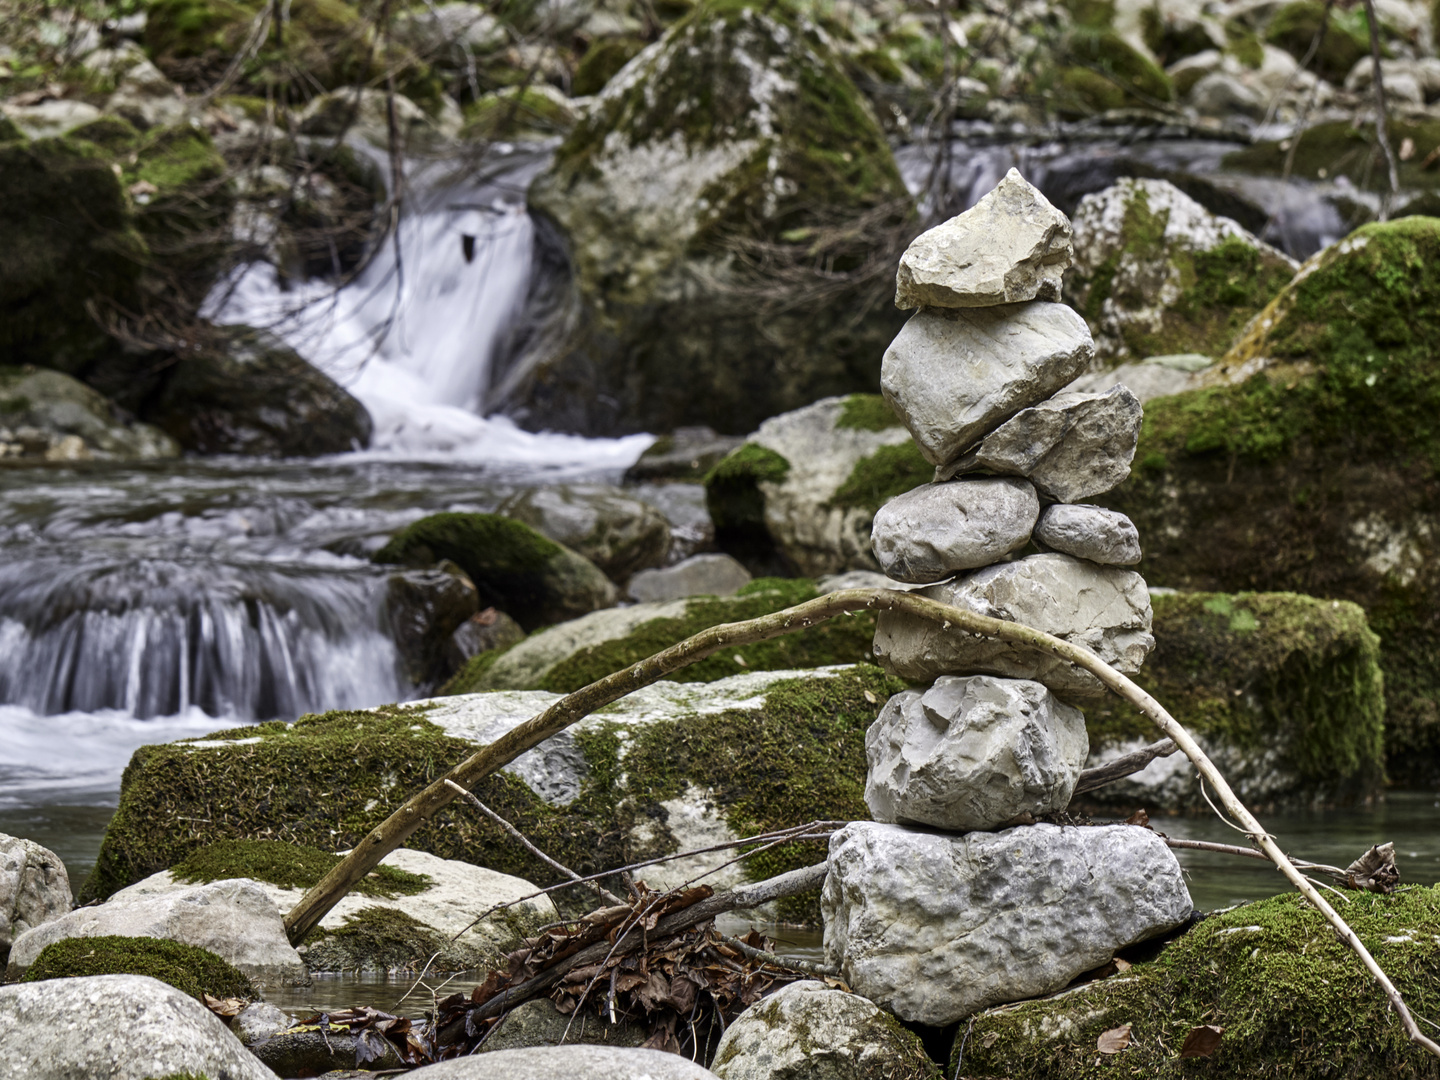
822, 821, 1193, 1025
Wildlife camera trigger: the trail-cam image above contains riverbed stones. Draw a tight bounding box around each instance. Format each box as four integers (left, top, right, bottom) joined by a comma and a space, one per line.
895, 169, 1073, 311
881, 302, 1095, 468
499, 484, 672, 582
1034, 503, 1142, 566
821, 821, 1193, 1024
936, 385, 1143, 503
872, 554, 1154, 699
0, 974, 281, 1080
0, 834, 71, 969
864, 676, 1088, 831
870, 477, 1038, 583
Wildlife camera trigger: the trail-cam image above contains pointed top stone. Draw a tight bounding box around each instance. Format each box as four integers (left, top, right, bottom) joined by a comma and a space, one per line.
895, 168, 1074, 310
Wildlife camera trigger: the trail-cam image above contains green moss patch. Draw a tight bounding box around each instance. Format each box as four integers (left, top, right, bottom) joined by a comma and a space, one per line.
957, 887, 1440, 1078
170, 839, 430, 898
301, 906, 480, 973
1264, 0, 1373, 83
834, 392, 903, 432
22, 936, 257, 1002
704, 444, 792, 567
827, 440, 932, 516
573, 36, 649, 95
1055, 29, 1174, 116
1226, 119, 1440, 191
462, 87, 576, 140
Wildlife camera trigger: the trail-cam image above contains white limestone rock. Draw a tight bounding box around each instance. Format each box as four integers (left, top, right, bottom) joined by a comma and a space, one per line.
865, 676, 1088, 831
895, 168, 1073, 310
1034, 504, 1142, 566
936, 385, 1142, 503
0, 975, 280, 1080
871, 553, 1154, 699
0, 834, 71, 968
870, 477, 1038, 584
881, 302, 1095, 468
406, 1046, 721, 1078
821, 821, 1193, 1024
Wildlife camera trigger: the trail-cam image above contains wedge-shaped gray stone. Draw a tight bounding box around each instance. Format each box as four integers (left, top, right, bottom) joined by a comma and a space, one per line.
821, 821, 1193, 1025
871, 553, 1153, 699
870, 477, 1038, 584
896, 168, 1073, 310
1035, 503, 1141, 566
881, 302, 1095, 468
938, 385, 1142, 501
0, 974, 280, 1080
865, 676, 1088, 831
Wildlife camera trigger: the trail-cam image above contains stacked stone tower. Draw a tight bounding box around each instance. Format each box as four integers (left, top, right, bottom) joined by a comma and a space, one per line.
820, 170, 1194, 1028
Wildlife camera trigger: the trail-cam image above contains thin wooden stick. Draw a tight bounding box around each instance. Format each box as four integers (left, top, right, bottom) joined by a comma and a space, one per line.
1363, 0, 1401, 215
716, 932, 839, 980
1070, 738, 1177, 797
1161, 837, 1347, 879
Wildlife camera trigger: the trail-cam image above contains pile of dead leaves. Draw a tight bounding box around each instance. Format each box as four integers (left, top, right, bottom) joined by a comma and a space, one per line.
289, 1006, 434, 1067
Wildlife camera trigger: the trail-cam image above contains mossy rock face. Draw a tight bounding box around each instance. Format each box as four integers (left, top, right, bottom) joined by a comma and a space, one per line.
1065, 177, 1298, 364
171, 838, 430, 898
1053, 29, 1174, 117
1084, 591, 1385, 810
518, 1, 912, 436
1225, 119, 1440, 193
22, 935, 257, 1002
1101, 218, 1440, 784
83, 667, 900, 922
374, 511, 617, 631
462, 85, 578, 140
953, 887, 1440, 1078
1263, 0, 1371, 84
572, 35, 649, 95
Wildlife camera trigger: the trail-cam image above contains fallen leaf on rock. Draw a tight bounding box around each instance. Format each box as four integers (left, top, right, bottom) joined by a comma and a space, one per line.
980, 1031, 1000, 1048
1345, 843, 1399, 894
1124, 809, 1150, 828
1180, 1024, 1224, 1058
1113, 958, 1132, 972
1097, 1024, 1132, 1054
202, 994, 247, 1018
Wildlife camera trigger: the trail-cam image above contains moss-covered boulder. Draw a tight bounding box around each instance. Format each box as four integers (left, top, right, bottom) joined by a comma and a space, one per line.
516, 1, 912, 435
375, 511, 618, 631
82, 666, 902, 922
22, 935, 257, 1002
1053, 28, 1174, 117
1225, 118, 1440, 194
0, 367, 178, 462
1263, 0, 1371, 84
1065, 178, 1297, 365
703, 394, 929, 576
443, 577, 876, 694
952, 887, 1440, 1078
1101, 217, 1440, 785
497, 484, 672, 582
461, 84, 578, 140
1083, 591, 1385, 810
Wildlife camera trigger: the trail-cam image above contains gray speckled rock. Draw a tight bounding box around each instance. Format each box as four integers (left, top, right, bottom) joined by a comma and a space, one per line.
870, 478, 1038, 584
881, 303, 1094, 468
821, 822, 1193, 1025
895, 169, 1072, 310
871, 553, 1154, 700
500, 484, 672, 582
1034, 504, 1142, 566
865, 676, 1088, 831
405, 1045, 722, 1079
481, 997, 646, 1053
233, 1001, 291, 1047
0, 833, 71, 968
711, 979, 939, 1080
937, 385, 1142, 502
0, 974, 280, 1080
628, 553, 752, 602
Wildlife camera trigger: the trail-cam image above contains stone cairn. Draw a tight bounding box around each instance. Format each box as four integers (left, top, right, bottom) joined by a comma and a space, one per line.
820, 169, 1195, 1028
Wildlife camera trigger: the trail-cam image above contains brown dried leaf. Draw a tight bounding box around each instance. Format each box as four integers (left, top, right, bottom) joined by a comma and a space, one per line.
1179, 1024, 1224, 1058
1097, 1024, 1132, 1054
1124, 809, 1150, 828
201, 994, 246, 1018
1345, 843, 1399, 894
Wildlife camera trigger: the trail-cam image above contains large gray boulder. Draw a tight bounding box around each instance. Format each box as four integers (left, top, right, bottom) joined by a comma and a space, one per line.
865, 676, 1088, 831
499, 485, 672, 582
881, 302, 1095, 468
869, 478, 1038, 584
0, 835, 71, 969
895, 168, 1072, 311
406, 1046, 722, 1078
1034, 503, 1141, 566
711, 980, 939, 1080
821, 822, 1193, 1024
0, 974, 280, 1080
6, 878, 308, 988
936, 385, 1142, 502
872, 553, 1154, 700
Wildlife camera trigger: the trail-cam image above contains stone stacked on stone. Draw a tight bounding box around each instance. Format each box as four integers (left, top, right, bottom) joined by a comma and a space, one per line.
823, 169, 1191, 1027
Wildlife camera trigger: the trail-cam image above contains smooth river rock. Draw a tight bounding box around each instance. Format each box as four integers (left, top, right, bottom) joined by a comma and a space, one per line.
865, 676, 1088, 831
406, 1046, 722, 1079
870, 478, 1038, 584
895, 168, 1072, 310
881, 302, 1095, 468
821, 822, 1194, 1024
0, 834, 71, 968
937, 385, 1143, 502
871, 553, 1154, 700
627, 553, 752, 602
1034, 504, 1142, 566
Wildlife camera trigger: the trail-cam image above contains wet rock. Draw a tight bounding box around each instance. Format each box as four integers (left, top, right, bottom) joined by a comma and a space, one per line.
1344, 56, 1440, 101
711, 979, 939, 1080
6, 878, 308, 988
895, 168, 1072, 310
624, 426, 746, 483
881, 302, 1095, 468
0, 367, 178, 462
0, 834, 72, 969
872, 553, 1154, 700
446, 608, 527, 669
499, 485, 672, 582
388, 562, 480, 690
252, 1029, 404, 1074
937, 385, 1142, 503
233, 1001, 291, 1047
821, 821, 1193, 1024
481, 997, 646, 1053
407, 1046, 722, 1078
0, 974, 280, 1080
625, 482, 716, 563
865, 676, 1088, 831
869, 478, 1038, 584
1034, 504, 1141, 566
627, 553, 753, 602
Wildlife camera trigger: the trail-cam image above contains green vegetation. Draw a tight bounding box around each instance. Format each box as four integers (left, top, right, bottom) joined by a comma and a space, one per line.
170, 839, 430, 898
1223, 18, 1265, 68
1264, 0, 1373, 83
1226, 119, 1440, 191
704, 445, 792, 566
573, 36, 648, 95
957, 887, 1440, 1077
1055, 29, 1174, 116
301, 906, 492, 973
462, 87, 575, 139
22, 936, 256, 1002
1141, 8, 1215, 66
828, 441, 932, 515
834, 392, 902, 432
